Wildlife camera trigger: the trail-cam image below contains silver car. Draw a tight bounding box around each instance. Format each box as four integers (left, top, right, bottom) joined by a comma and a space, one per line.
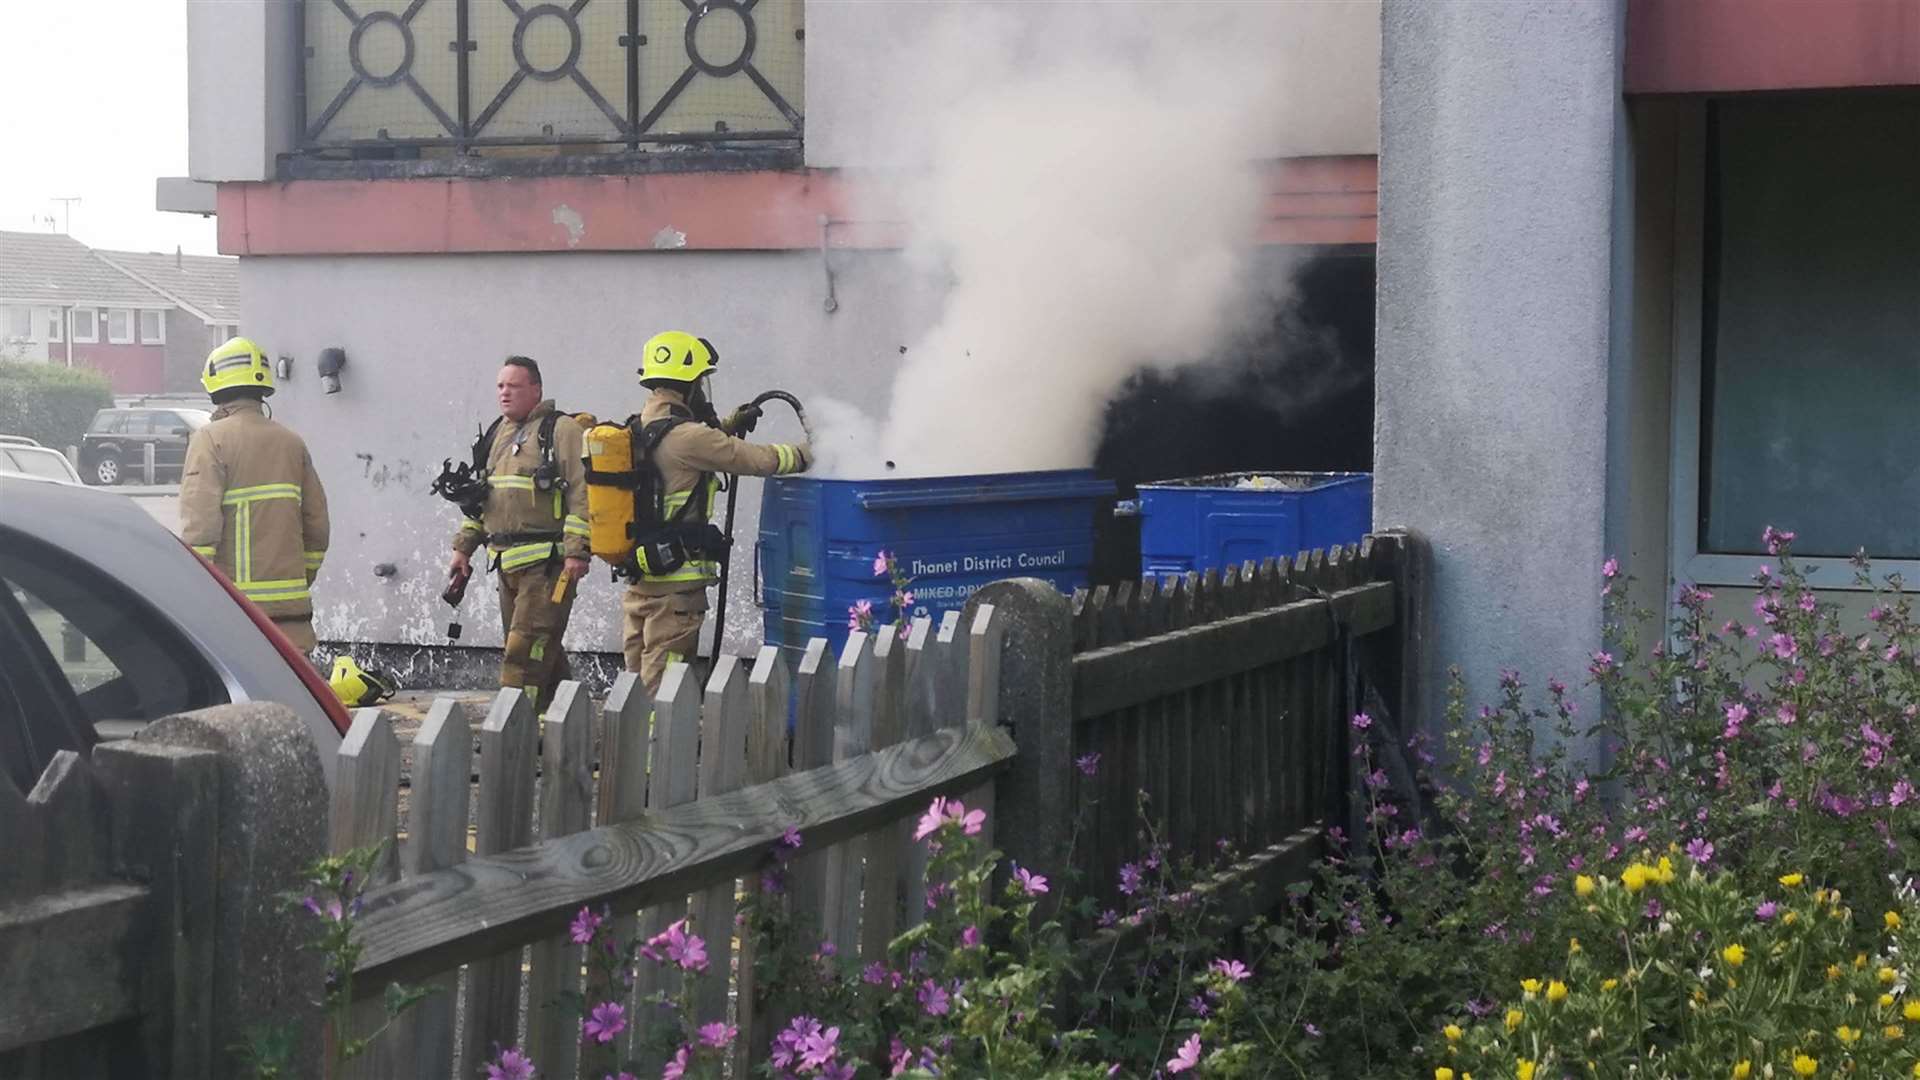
0, 476, 347, 795
0, 436, 84, 485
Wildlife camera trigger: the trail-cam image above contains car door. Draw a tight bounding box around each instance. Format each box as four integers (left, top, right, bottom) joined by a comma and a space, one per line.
120, 410, 156, 479
155, 411, 194, 473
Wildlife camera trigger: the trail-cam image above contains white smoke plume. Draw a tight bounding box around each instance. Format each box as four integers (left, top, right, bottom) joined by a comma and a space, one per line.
813, 1, 1306, 478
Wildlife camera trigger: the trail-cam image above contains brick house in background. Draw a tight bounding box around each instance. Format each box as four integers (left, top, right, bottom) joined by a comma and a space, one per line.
0, 231, 239, 395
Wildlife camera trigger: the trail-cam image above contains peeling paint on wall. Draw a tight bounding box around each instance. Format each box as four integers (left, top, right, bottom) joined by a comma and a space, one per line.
552, 204, 587, 247
651, 226, 687, 250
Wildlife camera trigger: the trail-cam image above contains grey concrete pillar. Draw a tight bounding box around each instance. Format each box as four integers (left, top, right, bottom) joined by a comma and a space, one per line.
1373, 0, 1628, 758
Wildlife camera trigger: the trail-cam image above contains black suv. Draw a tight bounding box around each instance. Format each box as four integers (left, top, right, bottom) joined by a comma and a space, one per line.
79, 406, 211, 486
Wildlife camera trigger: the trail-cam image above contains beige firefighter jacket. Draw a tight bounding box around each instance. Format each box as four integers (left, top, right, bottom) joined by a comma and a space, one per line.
630, 386, 810, 596
450, 400, 591, 571
179, 398, 331, 621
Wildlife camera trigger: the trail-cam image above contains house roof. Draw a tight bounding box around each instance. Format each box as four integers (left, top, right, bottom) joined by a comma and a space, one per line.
0, 231, 172, 308
95, 249, 240, 325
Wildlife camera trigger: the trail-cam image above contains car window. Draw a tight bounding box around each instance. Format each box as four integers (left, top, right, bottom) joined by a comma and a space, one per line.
0, 526, 228, 745
179, 410, 211, 430
122, 412, 154, 436
2, 447, 76, 482
88, 411, 121, 434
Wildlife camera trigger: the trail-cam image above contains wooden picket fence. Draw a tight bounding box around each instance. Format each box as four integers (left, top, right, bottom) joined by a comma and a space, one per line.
327, 607, 1012, 1080
0, 531, 1421, 1078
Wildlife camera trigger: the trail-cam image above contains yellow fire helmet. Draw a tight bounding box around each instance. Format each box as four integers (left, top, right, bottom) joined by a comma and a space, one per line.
328, 655, 396, 708
639, 330, 719, 386
201, 336, 275, 397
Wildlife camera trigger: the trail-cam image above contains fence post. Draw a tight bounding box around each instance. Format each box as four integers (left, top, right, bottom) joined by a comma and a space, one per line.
527, 681, 594, 1077
963, 579, 1073, 906
143, 442, 156, 484
391, 698, 472, 1080
137, 703, 328, 1080
328, 709, 400, 1080
465, 689, 537, 1074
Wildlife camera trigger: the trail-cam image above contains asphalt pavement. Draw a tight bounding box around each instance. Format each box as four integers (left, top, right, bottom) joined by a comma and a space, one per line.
120, 484, 181, 534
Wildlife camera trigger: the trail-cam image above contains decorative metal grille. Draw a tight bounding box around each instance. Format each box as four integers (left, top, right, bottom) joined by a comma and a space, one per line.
300, 0, 803, 150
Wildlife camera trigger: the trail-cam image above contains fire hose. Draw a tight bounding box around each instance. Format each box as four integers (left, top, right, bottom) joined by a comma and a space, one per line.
710, 389, 810, 660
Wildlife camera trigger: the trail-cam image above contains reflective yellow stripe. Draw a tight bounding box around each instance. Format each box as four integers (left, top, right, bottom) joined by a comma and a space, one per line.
497, 541, 558, 571
237, 577, 310, 604
459, 518, 485, 533
640, 560, 718, 584
222, 482, 302, 506
304, 550, 325, 568
563, 515, 590, 538
774, 445, 792, 473
489, 475, 536, 490
190, 544, 216, 557
237, 502, 251, 582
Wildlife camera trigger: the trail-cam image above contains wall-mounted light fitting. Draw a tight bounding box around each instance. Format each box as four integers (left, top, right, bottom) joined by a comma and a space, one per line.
275, 354, 293, 380
317, 347, 347, 394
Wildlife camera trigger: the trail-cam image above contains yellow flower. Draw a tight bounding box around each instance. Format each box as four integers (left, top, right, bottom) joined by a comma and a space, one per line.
1521, 978, 1543, 998
1782, 872, 1806, 888
1912, 1063, 1920, 1078
1885, 1024, 1904, 1039
1882, 966, 1899, 985
1723, 944, 1747, 968
1622, 864, 1653, 893
1569, 937, 1582, 954
1546, 980, 1568, 1004
1656, 855, 1676, 883
1836, 1026, 1861, 1045
1817, 889, 1831, 905
1857, 953, 1870, 970
1828, 965, 1843, 981
1733, 1063, 1752, 1080
1882, 993, 1897, 1008
1517, 1060, 1536, 1080
1602, 978, 1619, 992
1904, 1000, 1920, 1022
1505, 1008, 1523, 1033
1574, 874, 1596, 898
1889, 911, 1904, 931
1435, 1070, 1455, 1080
1444, 1024, 1463, 1042
1784, 911, 1800, 926
1793, 1053, 1818, 1076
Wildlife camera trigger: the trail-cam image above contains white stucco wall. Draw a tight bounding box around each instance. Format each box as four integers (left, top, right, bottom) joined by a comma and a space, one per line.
188, 0, 299, 182
1372, 0, 1628, 743
247, 249, 945, 654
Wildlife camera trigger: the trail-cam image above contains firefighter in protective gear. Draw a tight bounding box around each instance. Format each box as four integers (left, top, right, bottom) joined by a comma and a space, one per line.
180, 337, 331, 651
446, 356, 591, 710
625, 331, 810, 695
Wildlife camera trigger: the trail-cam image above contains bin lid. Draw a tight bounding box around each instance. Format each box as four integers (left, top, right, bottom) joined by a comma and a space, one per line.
1136, 471, 1370, 493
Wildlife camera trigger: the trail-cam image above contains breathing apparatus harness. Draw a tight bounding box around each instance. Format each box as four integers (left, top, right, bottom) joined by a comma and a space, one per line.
431, 409, 571, 551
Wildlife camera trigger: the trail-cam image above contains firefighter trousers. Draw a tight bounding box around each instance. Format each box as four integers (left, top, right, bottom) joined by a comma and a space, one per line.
621, 585, 707, 699
498, 561, 576, 710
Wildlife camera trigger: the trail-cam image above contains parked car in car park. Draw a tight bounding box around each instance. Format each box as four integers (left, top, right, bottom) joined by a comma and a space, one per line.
0, 476, 348, 796
78, 405, 210, 485
0, 435, 82, 485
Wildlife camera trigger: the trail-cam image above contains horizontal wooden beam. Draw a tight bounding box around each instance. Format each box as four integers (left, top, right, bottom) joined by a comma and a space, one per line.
1069, 825, 1323, 985
0, 883, 149, 1051
1072, 582, 1394, 720
350, 723, 1015, 994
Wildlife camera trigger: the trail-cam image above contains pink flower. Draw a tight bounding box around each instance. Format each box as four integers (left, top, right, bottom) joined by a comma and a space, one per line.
1589, 651, 1615, 676
1685, 837, 1715, 866
1167, 1033, 1203, 1073
801, 1025, 842, 1069
582, 1001, 627, 1044
1013, 865, 1049, 895
899, 590, 916, 608
873, 551, 892, 577
1768, 632, 1797, 660
698, 1022, 737, 1049
1118, 863, 1144, 895
1894, 780, 1916, 807
1755, 900, 1779, 921
847, 598, 874, 630
662, 1046, 689, 1080
1075, 752, 1101, 777
960, 924, 980, 948
779, 825, 804, 850
486, 1047, 536, 1080
648, 920, 708, 972
914, 797, 951, 841
1351, 712, 1372, 731
1602, 557, 1619, 579
1210, 958, 1252, 982
918, 980, 950, 1016
569, 906, 603, 945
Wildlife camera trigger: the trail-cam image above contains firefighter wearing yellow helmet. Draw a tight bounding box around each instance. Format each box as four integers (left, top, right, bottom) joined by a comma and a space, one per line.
621, 330, 810, 694
179, 337, 332, 651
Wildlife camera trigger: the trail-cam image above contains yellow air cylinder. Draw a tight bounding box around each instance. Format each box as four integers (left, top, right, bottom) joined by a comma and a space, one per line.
584, 422, 639, 567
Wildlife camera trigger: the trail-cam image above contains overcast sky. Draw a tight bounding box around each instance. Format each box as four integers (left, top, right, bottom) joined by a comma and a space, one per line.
0, 0, 218, 255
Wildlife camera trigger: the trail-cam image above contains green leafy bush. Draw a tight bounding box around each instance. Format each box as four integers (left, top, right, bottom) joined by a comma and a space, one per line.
0, 360, 111, 450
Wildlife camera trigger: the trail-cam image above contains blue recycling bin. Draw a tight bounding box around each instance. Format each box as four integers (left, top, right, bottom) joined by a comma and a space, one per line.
1134, 471, 1372, 577
757, 470, 1116, 656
